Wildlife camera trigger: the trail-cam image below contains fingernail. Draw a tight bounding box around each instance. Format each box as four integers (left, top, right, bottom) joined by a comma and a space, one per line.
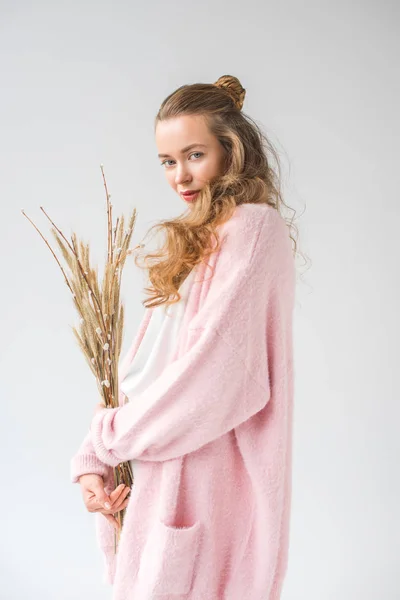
104, 502, 111, 509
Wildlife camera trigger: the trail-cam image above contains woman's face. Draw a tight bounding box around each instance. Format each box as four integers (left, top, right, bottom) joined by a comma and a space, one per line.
155, 114, 226, 207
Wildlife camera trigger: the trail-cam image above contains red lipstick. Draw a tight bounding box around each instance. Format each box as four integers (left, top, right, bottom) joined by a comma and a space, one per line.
181, 190, 200, 202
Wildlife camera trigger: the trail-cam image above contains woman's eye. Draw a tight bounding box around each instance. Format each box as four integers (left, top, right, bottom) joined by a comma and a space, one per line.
160, 152, 203, 168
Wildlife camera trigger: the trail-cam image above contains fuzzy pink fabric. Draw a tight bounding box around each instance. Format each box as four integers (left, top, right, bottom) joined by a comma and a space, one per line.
70, 203, 296, 599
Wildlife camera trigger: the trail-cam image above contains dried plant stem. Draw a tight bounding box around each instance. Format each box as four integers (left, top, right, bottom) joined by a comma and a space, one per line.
100, 164, 113, 263
39, 206, 108, 338
69, 234, 110, 401
113, 217, 119, 247
21, 210, 74, 295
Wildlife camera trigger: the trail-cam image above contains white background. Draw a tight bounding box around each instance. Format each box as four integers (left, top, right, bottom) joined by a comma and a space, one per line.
1, 1, 398, 598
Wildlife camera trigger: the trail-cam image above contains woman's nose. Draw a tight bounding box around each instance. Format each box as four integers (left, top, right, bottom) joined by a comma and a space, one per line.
175, 165, 191, 185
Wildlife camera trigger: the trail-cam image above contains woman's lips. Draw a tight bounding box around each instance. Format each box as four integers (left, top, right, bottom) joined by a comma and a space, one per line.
181, 190, 200, 202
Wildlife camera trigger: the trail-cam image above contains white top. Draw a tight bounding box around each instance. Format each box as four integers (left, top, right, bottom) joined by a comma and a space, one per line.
120, 267, 196, 400
120, 267, 196, 472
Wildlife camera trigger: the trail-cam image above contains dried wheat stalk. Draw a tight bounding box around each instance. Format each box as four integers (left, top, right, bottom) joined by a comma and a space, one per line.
21, 164, 143, 552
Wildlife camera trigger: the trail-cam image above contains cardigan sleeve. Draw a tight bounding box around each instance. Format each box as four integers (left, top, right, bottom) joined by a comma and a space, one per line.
90, 325, 270, 465
89, 207, 295, 465
70, 429, 111, 483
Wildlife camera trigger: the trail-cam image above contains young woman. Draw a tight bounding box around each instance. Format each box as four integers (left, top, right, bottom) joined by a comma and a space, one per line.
71, 74, 298, 600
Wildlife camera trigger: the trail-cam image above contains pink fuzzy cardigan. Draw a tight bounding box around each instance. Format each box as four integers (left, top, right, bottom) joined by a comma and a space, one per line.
70, 203, 296, 600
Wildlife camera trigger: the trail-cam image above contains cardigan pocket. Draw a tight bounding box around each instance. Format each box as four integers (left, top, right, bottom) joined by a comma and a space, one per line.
137, 518, 202, 596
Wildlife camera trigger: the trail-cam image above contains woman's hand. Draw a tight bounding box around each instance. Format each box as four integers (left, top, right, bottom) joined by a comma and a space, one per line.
78, 473, 131, 531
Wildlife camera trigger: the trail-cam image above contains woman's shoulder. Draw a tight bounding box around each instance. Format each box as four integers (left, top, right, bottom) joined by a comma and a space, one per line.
219, 202, 288, 260
222, 202, 285, 233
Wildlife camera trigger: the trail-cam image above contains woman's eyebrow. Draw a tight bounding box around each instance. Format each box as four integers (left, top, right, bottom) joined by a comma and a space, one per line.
158, 143, 207, 158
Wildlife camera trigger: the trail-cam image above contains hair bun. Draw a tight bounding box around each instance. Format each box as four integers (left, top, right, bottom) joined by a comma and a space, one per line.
213, 75, 246, 111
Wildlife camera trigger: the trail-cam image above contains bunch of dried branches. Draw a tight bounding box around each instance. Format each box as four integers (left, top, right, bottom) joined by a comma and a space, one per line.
21, 165, 143, 551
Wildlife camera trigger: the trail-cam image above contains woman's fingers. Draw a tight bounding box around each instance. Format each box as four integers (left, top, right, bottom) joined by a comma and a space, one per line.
102, 512, 120, 530
101, 498, 131, 531
93, 483, 125, 510
110, 485, 131, 511
91, 485, 131, 513
109, 484, 129, 506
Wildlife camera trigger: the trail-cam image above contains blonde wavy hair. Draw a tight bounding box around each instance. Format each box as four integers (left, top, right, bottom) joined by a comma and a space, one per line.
134, 74, 304, 309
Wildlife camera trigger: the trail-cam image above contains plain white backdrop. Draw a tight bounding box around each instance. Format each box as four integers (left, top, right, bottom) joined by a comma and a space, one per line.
1, 1, 398, 598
